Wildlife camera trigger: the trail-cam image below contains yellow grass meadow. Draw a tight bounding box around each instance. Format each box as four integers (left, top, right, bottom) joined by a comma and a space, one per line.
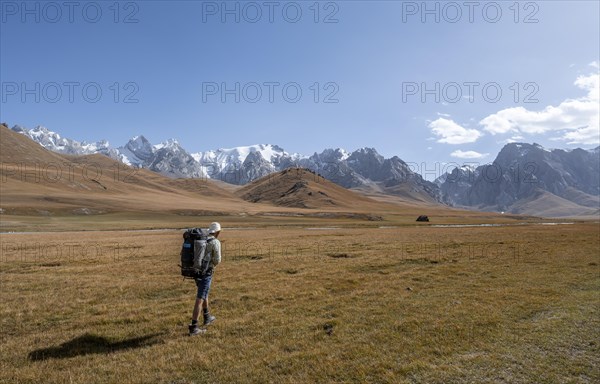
1, 222, 599, 383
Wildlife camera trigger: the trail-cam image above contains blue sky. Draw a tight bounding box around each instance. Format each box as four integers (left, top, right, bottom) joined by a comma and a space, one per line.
1, 0, 599, 169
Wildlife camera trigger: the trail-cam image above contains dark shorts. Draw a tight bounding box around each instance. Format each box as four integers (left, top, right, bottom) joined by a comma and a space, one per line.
195, 274, 213, 300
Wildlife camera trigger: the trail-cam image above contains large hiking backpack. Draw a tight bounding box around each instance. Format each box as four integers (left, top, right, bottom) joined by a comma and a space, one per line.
180, 228, 214, 279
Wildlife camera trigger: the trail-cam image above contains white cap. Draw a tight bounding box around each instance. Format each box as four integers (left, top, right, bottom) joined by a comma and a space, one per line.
208, 222, 221, 234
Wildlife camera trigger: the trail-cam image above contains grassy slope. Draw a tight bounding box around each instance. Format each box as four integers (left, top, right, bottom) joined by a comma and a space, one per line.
1, 223, 598, 383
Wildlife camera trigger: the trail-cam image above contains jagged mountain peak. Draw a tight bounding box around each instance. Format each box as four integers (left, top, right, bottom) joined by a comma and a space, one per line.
349, 147, 383, 158
26, 125, 59, 138
351, 147, 381, 156
318, 148, 350, 161
154, 138, 182, 151
122, 135, 154, 162
501, 142, 551, 154
346, 147, 385, 179
127, 135, 151, 146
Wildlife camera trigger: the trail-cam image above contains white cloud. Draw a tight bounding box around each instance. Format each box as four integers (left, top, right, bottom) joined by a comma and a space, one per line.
502, 135, 525, 144
450, 150, 489, 159
428, 118, 483, 144
436, 112, 451, 118
590, 61, 599, 69
479, 73, 600, 145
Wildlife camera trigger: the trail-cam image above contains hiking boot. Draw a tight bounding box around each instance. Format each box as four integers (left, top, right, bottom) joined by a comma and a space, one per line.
203, 314, 216, 326
188, 324, 206, 336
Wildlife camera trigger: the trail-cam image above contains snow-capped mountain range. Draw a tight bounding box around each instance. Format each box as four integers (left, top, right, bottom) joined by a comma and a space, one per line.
11, 125, 437, 199
10, 124, 599, 216
11, 125, 118, 157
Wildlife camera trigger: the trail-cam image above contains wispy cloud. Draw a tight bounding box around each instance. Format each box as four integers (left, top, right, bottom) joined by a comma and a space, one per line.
450, 150, 489, 159
501, 135, 525, 144
429, 118, 482, 144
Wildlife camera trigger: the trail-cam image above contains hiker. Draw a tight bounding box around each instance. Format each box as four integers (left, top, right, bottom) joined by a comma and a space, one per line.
189, 222, 222, 336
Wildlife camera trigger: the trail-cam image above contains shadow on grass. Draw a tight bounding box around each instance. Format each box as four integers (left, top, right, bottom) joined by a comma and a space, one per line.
28, 332, 164, 361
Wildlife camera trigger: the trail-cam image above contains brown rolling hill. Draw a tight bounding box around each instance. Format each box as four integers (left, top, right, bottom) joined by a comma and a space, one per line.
237, 168, 422, 211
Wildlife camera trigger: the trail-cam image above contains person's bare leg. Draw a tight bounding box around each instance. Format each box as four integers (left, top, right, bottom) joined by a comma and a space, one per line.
192, 298, 204, 322
189, 297, 207, 335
